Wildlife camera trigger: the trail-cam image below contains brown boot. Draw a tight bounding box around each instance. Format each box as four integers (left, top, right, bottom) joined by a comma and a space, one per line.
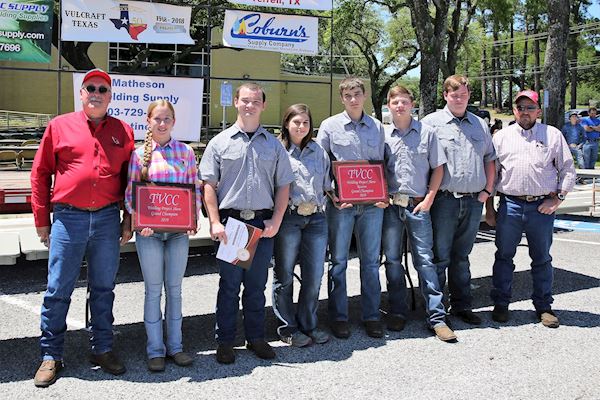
34, 360, 63, 387
433, 325, 458, 342
538, 311, 560, 328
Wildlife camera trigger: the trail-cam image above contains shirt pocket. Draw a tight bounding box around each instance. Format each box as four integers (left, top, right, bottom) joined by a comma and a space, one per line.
534, 145, 552, 168
366, 138, 382, 160
469, 134, 485, 156
258, 150, 277, 175
221, 148, 242, 174
331, 135, 354, 159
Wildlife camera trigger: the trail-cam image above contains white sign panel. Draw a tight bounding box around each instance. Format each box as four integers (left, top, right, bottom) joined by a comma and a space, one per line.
223, 10, 318, 56
226, 0, 332, 11
61, 0, 194, 44
73, 73, 204, 142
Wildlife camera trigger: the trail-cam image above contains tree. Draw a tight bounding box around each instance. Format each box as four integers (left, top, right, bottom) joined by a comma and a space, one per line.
331, 0, 420, 120
543, 0, 570, 128
440, 0, 477, 78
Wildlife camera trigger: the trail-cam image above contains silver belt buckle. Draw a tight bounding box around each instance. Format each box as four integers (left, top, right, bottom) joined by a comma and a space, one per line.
297, 202, 317, 216
452, 192, 464, 199
392, 193, 410, 207
525, 195, 537, 202
239, 209, 255, 220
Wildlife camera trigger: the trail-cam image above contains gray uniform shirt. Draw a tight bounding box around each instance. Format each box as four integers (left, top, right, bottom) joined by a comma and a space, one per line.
421, 106, 496, 193
315, 111, 385, 161
287, 141, 332, 207
199, 124, 294, 210
384, 119, 447, 197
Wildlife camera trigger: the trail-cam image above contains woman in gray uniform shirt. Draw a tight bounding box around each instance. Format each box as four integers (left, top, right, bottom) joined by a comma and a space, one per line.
273, 104, 332, 347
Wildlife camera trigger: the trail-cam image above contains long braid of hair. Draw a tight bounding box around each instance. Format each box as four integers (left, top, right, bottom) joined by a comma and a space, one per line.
140, 129, 153, 181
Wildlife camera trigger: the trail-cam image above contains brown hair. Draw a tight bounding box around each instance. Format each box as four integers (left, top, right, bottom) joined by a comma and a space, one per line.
279, 104, 314, 150
339, 76, 365, 96
443, 74, 470, 93
387, 85, 415, 102
140, 99, 176, 181
235, 82, 266, 102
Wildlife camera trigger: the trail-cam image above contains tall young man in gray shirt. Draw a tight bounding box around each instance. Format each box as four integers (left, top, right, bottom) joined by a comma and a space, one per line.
316, 77, 387, 339
421, 75, 496, 326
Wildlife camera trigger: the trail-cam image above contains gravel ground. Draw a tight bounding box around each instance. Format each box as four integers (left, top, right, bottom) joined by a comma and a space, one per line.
0, 221, 598, 400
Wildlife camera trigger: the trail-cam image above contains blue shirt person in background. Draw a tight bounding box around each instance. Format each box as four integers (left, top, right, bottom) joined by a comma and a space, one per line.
580, 106, 600, 169
561, 112, 585, 169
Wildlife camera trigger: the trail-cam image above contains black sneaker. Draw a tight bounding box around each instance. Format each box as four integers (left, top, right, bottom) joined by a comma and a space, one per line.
364, 320, 385, 338
216, 344, 235, 364
492, 305, 510, 323
451, 309, 482, 325
329, 320, 351, 339
246, 340, 276, 360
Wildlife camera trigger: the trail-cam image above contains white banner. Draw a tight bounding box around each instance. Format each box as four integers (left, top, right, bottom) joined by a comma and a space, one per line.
61, 0, 194, 44
226, 0, 332, 11
223, 10, 318, 56
73, 73, 204, 142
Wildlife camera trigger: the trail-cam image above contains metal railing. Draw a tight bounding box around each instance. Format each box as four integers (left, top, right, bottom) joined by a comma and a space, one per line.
0, 110, 54, 131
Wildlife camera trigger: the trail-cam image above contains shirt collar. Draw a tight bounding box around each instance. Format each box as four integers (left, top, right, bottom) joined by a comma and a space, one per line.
288, 140, 316, 155
230, 123, 269, 139
441, 105, 474, 125
391, 118, 419, 137
341, 110, 372, 128
152, 137, 174, 150
514, 122, 538, 136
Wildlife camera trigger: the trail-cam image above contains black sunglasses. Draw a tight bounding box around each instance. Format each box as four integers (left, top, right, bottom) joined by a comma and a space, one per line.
85, 85, 109, 94
516, 105, 538, 112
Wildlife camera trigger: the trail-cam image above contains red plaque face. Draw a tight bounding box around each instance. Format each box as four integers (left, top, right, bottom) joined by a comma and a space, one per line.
332, 161, 388, 204
132, 182, 196, 232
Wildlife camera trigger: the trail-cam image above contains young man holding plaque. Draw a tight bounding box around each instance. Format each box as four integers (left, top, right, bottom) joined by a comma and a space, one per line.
199, 83, 294, 364
125, 100, 201, 372
315, 77, 387, 339
421, 75, 496, 329
381, 86, 453, 340
30, 69, 134, 387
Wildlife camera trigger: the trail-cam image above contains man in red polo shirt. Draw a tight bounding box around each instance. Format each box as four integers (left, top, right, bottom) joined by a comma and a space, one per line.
31, 69, 135, 387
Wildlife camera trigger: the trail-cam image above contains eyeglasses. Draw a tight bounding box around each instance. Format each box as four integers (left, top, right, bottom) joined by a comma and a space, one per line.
85, 85, 109, 94
516, 105, 538, 112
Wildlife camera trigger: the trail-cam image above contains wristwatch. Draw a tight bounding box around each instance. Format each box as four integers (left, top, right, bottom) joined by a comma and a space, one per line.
556, 193, 566, 201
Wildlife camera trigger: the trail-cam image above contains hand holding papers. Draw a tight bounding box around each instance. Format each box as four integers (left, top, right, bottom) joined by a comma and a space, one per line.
216, 217, 262, 269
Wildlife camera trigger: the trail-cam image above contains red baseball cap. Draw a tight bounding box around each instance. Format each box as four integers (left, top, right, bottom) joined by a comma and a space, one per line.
82, 68, 111, 86
514, 89, 539, 104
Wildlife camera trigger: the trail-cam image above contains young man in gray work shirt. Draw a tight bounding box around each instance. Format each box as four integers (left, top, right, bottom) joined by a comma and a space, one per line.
315, 77, 388, 339
421, 74, 496, 327
199, 83, 294, 364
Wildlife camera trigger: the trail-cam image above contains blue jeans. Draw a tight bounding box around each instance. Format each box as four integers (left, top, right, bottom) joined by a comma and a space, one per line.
382, 204, 446, 327
326, 202, 384, 322
273, 211, 327, 337
40, 203, 121, 361
583, 141, 598, 169
215, 217, 273, 344
569, 146, 585, 169
430, 193, 483, 312
491, 195, 555, 311
135, 232, 189, 358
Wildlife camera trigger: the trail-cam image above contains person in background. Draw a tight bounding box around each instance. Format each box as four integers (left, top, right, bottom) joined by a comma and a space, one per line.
125, 99, 201, 372
381, 86, 450, 340
580, 106, 600, 169
272, 104, 332, 347
489, 90, 576, 328
561, 112, 585, 169
31, 68, 134, 387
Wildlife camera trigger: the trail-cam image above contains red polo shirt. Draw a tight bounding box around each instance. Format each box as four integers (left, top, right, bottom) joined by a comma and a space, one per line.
31, 111, 135, 227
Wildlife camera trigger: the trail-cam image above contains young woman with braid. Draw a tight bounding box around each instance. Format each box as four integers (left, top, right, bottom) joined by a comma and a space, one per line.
125, 100, 201, 372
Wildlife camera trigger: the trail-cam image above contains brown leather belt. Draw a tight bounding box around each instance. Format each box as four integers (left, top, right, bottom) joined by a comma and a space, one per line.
54, 202, 117, 212
503, 194, 549, 202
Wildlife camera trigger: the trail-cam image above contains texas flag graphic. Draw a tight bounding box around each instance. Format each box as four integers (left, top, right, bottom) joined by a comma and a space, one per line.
110, 4, 147, 40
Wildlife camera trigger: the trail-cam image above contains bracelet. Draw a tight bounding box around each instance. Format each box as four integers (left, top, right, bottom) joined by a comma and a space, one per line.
482, 188, 492, 196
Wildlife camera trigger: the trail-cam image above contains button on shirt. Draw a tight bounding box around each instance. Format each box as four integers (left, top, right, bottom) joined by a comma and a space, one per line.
384, 119, 447, 197
31, 111, 134, 227
315, 111, 385, 161
421, 106, 496, 193
124, 138, 202, 216
561, 123, 585, 146
493, 122, 576, 196
287, 141, 332, 207
199, 124, 294, 210
580, 116, 600, 141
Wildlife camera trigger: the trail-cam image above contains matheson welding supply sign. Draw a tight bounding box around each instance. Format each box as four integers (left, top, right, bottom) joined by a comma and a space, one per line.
223, 10, 318, 56
61, 0, 194, 44
226, 0, 332, 11
0, 0, 53, 63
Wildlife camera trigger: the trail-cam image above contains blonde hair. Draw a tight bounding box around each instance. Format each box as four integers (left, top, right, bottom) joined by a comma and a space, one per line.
141, 100, 176, 181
